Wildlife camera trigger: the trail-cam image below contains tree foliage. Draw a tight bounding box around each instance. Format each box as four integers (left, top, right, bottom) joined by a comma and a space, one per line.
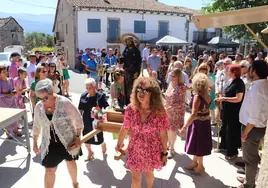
25, 32, 54, 51
203, 0, 268, 42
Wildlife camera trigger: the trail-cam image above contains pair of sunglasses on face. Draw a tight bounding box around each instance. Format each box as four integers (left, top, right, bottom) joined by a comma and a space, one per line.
136, 87, 151, 95
38, 96, 49, 102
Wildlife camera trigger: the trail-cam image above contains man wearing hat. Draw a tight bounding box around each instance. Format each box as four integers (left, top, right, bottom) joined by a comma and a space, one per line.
233, 53, 244, 64
26, 52, 37, 86
9, 52, 21, 78
122, 37, 142, 105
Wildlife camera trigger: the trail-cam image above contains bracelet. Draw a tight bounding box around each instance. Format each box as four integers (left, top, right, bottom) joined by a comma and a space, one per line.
161, 152, 168, 156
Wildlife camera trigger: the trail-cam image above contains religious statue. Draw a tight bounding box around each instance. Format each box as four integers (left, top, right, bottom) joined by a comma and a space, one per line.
122, 37, 142, 105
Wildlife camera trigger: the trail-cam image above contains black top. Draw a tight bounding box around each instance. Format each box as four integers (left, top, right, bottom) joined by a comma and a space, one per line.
122, 46, 142, 74
78, 92, 109, 126
223, 78, 245, 117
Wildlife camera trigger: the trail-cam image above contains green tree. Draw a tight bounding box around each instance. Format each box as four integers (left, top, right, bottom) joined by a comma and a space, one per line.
25, 32, 54, 51
203, 0, 268, 42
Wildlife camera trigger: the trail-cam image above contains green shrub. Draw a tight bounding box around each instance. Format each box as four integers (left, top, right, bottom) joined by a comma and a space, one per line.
31, 46, 54, 53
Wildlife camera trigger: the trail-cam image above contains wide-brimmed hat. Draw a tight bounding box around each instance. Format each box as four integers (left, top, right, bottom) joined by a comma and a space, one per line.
29, 52, 37, 57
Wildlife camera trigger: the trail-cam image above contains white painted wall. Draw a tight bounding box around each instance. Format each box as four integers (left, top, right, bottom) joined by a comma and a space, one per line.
77, 10, 188, 52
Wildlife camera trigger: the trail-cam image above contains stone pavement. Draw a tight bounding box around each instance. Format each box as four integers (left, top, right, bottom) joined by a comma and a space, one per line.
0, 70, 244, 188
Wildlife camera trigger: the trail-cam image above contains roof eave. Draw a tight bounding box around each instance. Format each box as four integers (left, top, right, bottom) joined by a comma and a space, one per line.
77, 6, 193, 15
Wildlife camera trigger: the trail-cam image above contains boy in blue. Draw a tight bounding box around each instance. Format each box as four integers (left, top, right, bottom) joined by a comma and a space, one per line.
85, 52, 99, 82
104, 48, 117, 86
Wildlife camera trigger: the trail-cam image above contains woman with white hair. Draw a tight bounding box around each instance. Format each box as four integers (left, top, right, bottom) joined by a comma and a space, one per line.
78, 78, 109, 160
33, 78, 83, 188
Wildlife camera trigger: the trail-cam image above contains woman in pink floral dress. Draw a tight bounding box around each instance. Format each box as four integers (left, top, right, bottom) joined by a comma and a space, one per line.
165, 68, 187, 159
116, 77, 170, 188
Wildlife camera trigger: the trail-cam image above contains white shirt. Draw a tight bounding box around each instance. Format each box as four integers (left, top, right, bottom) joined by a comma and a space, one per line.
26, 63, 36, 86
142, 48, 150, 61
239, 79, 268, 128
215, 70, 232, 94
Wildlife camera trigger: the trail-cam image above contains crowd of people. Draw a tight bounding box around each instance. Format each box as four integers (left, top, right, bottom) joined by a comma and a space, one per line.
1, 38, 268, 188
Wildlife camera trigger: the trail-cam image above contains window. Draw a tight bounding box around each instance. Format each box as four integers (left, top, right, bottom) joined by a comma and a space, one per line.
66, 24, 68, 34
87, 19, 101, 33
158, 21, 169, 38
134, 21, 146, 33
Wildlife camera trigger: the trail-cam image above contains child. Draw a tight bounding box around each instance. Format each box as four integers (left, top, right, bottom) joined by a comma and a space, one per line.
110, 69, 125, 109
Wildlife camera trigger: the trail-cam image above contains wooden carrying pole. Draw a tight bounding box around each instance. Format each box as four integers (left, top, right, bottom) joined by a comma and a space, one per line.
79, 110, 127, 160
244, 24, 268, 51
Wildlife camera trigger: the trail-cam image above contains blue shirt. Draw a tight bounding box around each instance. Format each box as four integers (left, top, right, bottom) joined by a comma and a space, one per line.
148, 55, 161, 71
86, 58, 97, 77
105, 55, 117, 67
82, 53, 89, 63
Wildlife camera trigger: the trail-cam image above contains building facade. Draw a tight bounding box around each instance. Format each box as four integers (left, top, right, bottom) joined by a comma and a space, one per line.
0, 17, 25, 52
53, 0, 200, 68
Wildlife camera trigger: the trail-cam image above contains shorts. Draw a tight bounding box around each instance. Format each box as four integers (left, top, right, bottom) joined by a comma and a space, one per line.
99, 76, 103, 82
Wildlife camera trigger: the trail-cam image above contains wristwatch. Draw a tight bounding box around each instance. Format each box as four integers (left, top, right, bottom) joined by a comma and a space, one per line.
161, 152, 168, 156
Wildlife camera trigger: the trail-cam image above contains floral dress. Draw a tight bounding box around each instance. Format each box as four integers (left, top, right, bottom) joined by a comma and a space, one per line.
123, 105, 170, 172
165, 84, 187, 131
14, 77, 27, 109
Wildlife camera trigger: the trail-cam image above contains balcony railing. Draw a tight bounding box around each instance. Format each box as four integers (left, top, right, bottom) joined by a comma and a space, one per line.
192, 31, 216, 44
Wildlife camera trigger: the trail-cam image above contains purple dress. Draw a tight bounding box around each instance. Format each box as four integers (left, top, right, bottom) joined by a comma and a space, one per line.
0, 78, 18, 129
185, 95, 212, 156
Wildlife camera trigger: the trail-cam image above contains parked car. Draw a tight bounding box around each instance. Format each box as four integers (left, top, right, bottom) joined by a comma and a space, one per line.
0, 52, 11, 67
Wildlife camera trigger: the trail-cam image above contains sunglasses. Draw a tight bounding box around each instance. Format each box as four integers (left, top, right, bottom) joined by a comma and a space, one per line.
41, 70, 48, 73
38, 96, 49, 102
171, 75, 176, 77
136, 87, 151, 95
50, 66, 56, 68
241, 65, 246, 68
199, 68, 208, 71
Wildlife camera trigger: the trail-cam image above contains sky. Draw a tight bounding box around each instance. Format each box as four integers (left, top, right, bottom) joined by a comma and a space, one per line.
0, 0, 209, 15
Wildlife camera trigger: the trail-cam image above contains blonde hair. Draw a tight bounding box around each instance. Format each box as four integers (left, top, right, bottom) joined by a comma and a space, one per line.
130, 77, 165, 115
192, 73, 209, 93
198, 63, 209, 75
172, 68, 183, 84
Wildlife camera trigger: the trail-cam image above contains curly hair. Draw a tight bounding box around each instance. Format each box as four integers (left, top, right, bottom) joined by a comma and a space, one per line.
130, 77, 165, 115
192, 73, 209, 94
198, 63, 209, 75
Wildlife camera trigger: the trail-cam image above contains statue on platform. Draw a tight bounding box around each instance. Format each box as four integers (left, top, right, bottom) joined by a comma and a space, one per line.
122, 37, 142, 105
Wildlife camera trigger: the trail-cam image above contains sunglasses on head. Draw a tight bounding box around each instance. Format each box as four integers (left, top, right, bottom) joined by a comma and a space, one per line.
136, 87, 151, 95
199, 68, 208, 71
38, 96, 49, 102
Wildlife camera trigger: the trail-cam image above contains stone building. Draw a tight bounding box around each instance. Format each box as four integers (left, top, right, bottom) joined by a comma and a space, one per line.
0, 17, 25, 52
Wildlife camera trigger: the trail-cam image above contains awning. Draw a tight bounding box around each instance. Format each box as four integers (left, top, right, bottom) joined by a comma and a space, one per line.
208, 36, 239, 48
192, 5, 268, 30
156, 35, 189, 45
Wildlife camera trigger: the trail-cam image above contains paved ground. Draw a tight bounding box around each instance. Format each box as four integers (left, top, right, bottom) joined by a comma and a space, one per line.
0, 70, 244, 188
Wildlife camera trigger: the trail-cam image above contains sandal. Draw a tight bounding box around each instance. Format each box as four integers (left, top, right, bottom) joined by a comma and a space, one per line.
85, 152, 94, 162
184, 163, 198, 170
168, 149, 175, 159
226, 155, 238, 161
73, 182, 79, 188
191, 166, 205, 175
15, 132, 23, 137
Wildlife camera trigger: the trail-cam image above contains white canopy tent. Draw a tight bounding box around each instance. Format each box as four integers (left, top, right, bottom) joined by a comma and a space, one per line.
156, 35, 189, 45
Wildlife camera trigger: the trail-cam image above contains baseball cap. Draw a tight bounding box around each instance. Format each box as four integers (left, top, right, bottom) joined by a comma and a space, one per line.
89, 52, 97, 56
